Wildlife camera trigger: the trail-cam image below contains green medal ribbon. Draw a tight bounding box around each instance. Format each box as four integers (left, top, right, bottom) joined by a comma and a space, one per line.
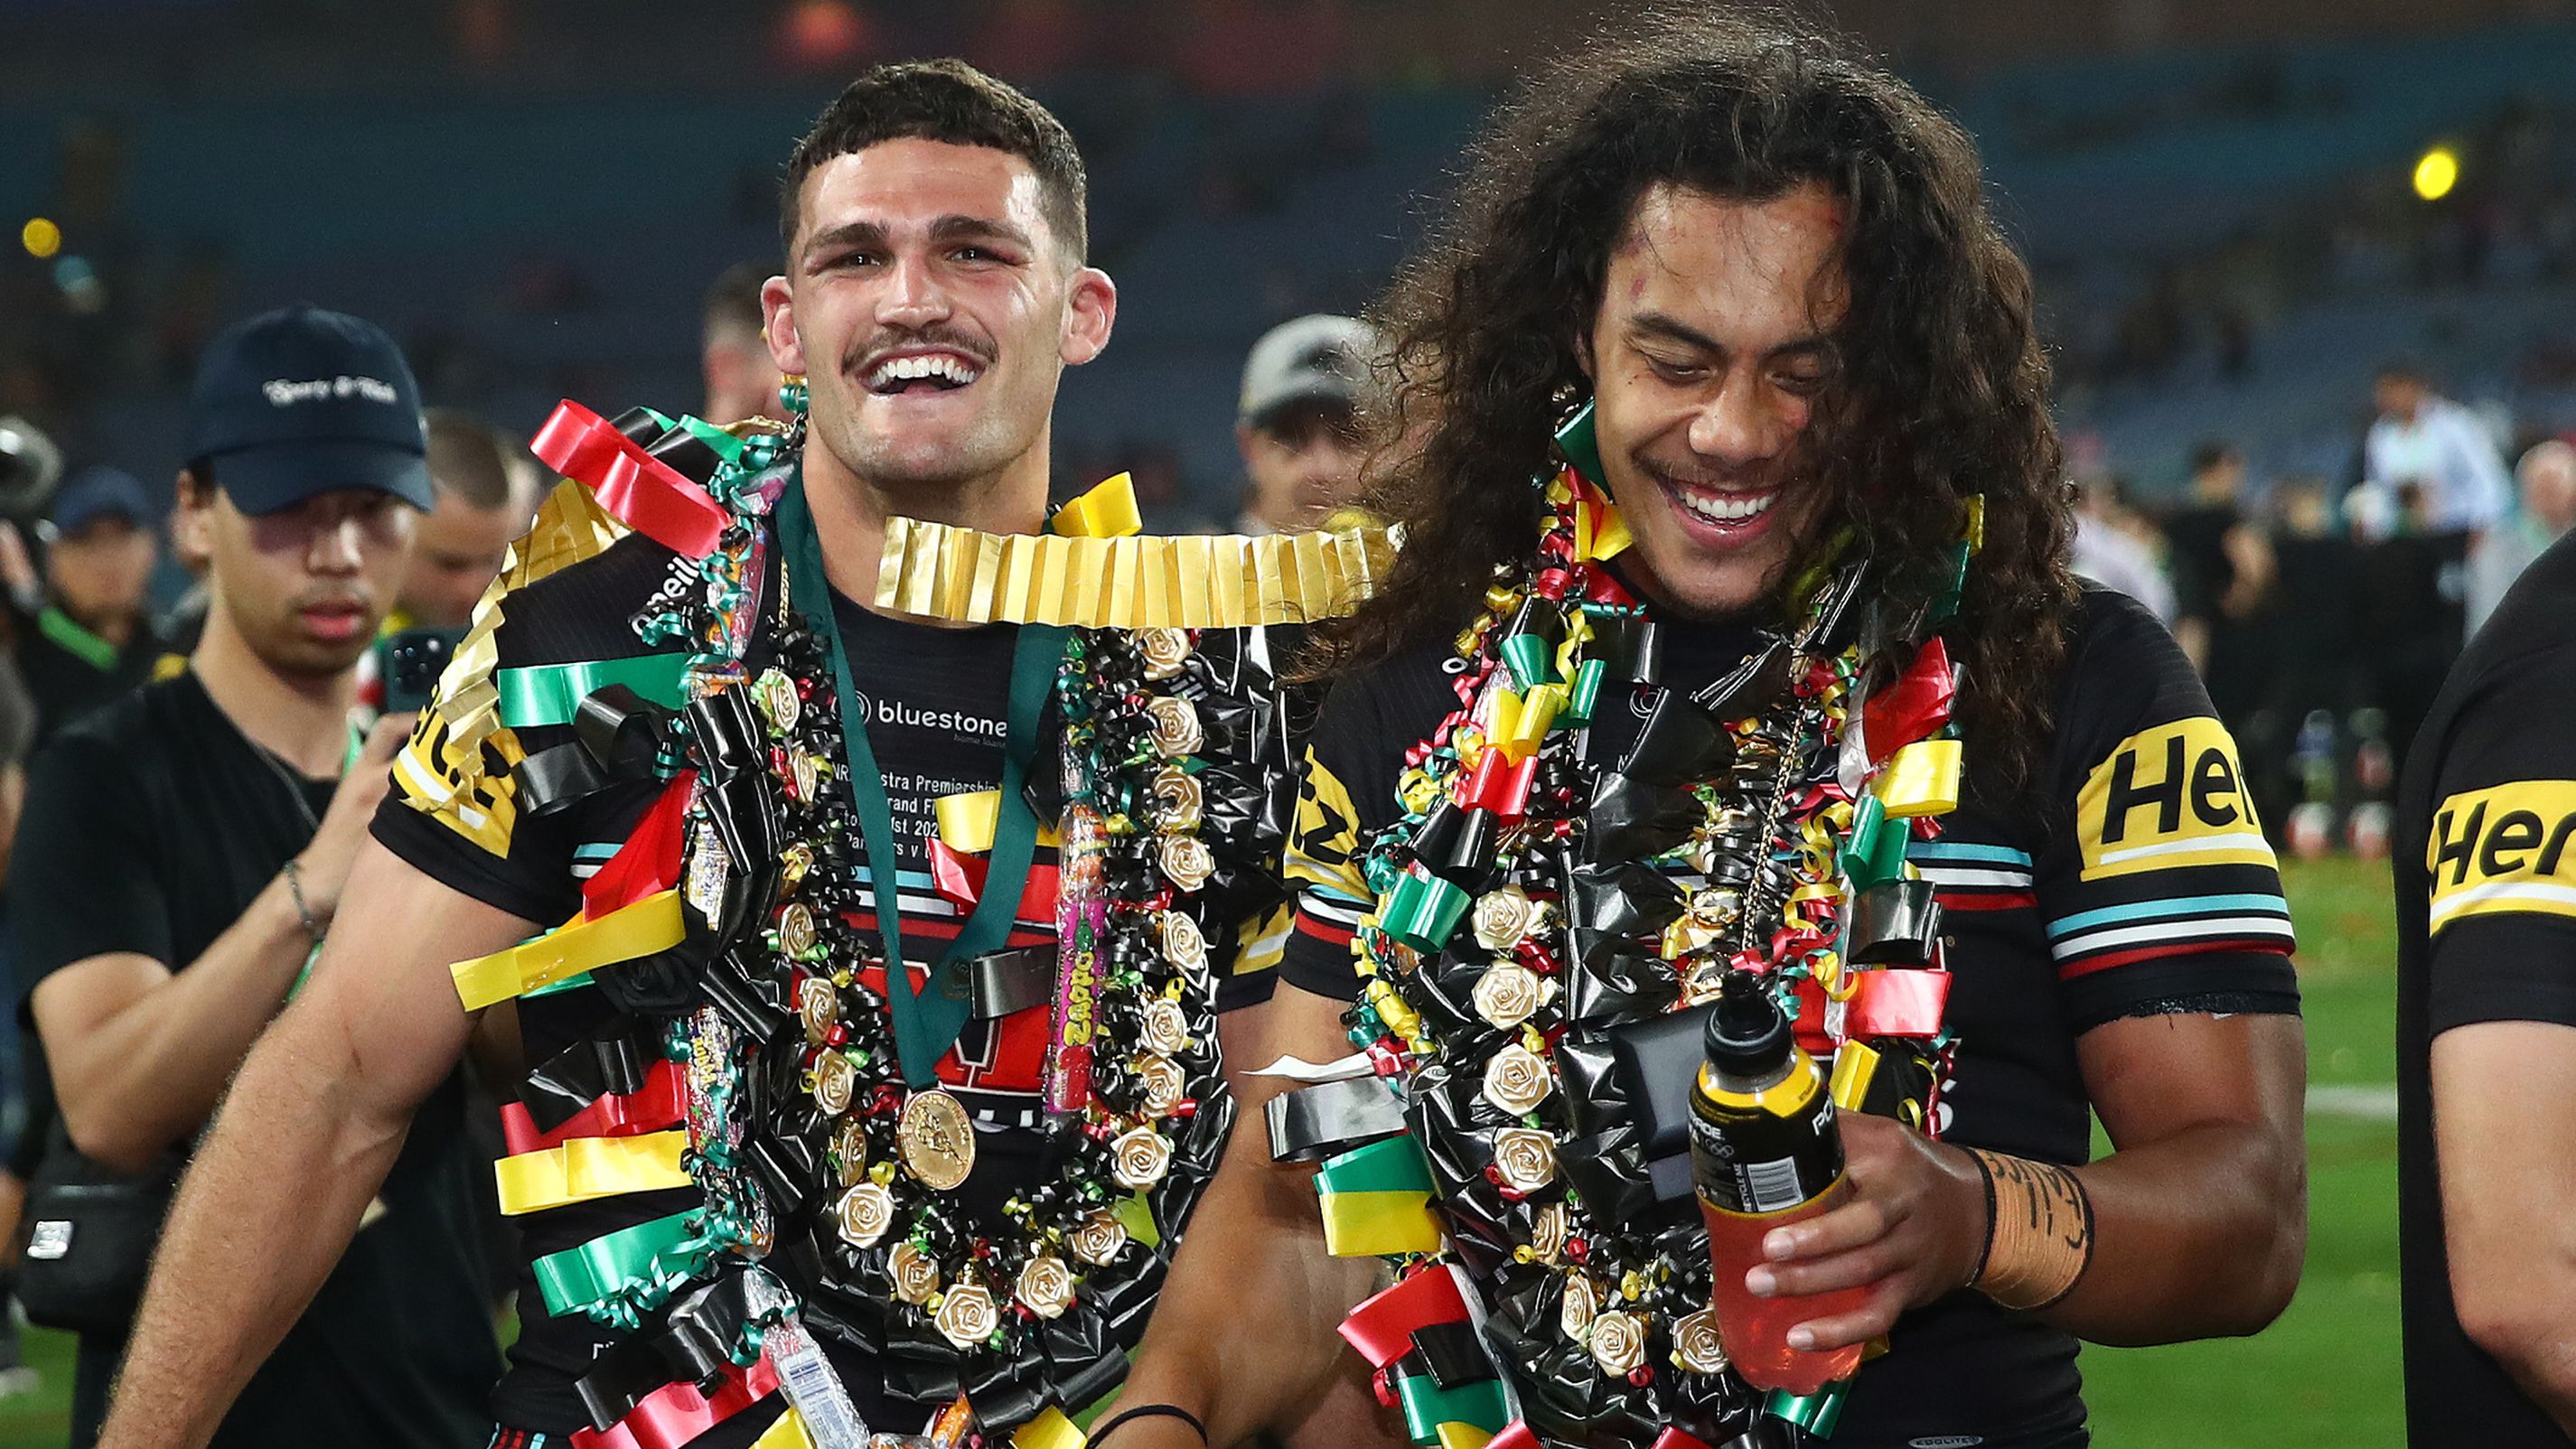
776, 471, 1065, 1087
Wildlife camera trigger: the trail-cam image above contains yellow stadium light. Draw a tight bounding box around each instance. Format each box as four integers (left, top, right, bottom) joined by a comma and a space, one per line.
19, 218, 60, 258
2413, 146, 2459, 201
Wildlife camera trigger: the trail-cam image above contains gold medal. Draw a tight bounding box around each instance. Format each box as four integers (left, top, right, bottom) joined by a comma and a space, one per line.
898, 1089, 976, 1191
811, 1049, 857, 1116
779, 902, 820, 959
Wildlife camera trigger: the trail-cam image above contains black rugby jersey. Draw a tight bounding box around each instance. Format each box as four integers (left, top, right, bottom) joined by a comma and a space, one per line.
373, 525, 1277, 1439
1281, 587, 2300, 1448
2395, 529, 2576, 1448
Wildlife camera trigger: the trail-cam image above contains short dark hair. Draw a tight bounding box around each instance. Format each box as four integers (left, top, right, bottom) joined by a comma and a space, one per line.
705, 259, 774, 342
780, 59, 1087, 261
424, 407, 532, 512
2188, 442, 2240, 476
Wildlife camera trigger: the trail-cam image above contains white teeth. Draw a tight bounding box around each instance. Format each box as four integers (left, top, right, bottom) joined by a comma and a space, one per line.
866, 353, 981, 389
1675, 487, 1776, 524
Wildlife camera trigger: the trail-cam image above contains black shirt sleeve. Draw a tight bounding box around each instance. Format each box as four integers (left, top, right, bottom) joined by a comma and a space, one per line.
370, 536, 679, 927
1278, 648, 1456, 1000
14, 731, 173, 1010
2414, 641, 2576, 1035
2030, 590, 2302, 1033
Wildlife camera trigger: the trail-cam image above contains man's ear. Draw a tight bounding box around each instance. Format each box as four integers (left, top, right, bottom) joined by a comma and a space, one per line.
1575, 321, 1597, 384
170, 469, 215, 568
760, 275, 808, 377
1060, 267, 1117, 369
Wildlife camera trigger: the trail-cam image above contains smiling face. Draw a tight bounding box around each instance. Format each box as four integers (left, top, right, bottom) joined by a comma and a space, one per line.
762, 137, 1114, 505
1581, 182, 1850, 620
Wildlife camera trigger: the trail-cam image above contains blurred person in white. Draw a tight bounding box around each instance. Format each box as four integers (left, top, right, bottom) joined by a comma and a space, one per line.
2069, 475, 2177, 623
395, 409, 544, 631
2465, 439, 2576, 635
1234, 313, 1378, 534
2356, 361, 2513, 539
702, 258, 786, 425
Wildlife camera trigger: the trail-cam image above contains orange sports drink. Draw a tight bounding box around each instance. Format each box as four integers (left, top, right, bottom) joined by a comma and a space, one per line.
1688, 972, 1866, 1394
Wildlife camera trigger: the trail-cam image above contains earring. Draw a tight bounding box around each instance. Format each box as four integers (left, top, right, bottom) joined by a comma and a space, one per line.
779, 373, 809, 417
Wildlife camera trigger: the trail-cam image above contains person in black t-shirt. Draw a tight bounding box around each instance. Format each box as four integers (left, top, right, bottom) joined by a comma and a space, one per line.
98, 62, 1347, 1449
2395, 529, 2576, 1445
1125, 15, 2305, 1449
18, 304, 496, 1449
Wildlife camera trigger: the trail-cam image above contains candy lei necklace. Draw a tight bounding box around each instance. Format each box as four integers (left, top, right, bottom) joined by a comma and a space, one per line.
1320, 444, 1979, 1449
586, 423, 1241, 1435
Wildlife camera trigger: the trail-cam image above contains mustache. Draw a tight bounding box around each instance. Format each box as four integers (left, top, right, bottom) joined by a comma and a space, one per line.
1644, 458, 1783, 493
843, 325, 995, 375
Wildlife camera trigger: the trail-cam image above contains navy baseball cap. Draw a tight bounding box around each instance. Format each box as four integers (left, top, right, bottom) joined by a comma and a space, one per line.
183, 304, 435, 516
48, 466, 154, 537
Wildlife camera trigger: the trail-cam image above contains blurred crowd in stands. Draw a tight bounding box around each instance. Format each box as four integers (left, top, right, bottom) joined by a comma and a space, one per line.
2069, 362, 2576, 859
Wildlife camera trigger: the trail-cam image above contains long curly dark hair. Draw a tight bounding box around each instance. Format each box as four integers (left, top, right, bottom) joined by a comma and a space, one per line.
1322, 8, 2076, 795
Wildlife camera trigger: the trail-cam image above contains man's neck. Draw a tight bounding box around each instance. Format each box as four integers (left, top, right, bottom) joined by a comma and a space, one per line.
192, 606, 357, 778
802, 442, 1051, 615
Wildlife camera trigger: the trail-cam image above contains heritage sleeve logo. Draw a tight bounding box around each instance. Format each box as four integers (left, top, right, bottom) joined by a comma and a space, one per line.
2075, 716, 2274, 880
2426, 781, 2576, 934
1287, 753, 1367, 899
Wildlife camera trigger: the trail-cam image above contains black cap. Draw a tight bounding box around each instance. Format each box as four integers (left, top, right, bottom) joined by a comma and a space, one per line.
49, 465, 153, 537
1704, 971, 1793, 1077
183, 304, 435, 517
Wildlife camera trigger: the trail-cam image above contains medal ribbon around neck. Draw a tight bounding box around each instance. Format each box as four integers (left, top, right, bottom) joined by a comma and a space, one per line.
774, 469, 1065, 1088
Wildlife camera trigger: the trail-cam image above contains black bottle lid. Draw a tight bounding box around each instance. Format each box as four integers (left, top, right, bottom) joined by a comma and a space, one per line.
1704, 970, 1793, 1077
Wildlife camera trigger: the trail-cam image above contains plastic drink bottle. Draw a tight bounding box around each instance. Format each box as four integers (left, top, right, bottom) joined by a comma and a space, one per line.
1689, 972, 1867, 1393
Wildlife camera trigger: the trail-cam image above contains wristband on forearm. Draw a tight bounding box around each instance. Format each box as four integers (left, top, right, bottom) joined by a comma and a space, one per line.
1964, 1148, 2094, 1310
1089, 1405, 1207, 1446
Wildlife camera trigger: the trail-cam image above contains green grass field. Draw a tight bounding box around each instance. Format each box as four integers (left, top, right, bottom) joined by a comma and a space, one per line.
0, 856, 2404, 1447
2084, 854, 2401, 1445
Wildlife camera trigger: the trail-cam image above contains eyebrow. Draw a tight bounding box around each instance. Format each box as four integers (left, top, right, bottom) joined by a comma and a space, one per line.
1630, 310, 1833, 360
803, 215, 1035, 264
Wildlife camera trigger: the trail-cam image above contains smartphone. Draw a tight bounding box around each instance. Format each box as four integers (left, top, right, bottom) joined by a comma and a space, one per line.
379, 627, 466, 715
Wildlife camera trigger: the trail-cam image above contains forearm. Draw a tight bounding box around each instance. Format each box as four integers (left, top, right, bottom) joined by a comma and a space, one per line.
2037, 1117, 2304, 1344
52, 880, 314, 1166
1120, 1117, 1380, 1444
98, 1001, 412, 1449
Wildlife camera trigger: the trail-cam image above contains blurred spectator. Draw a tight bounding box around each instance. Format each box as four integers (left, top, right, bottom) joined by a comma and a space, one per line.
2354, 479, 2471, 763
2163, 442, 2274, 687
2465, 439, 2576, 635
2262, 476, 2365, 836
14, 306, 491, 1448
2068, 475, 2177, 622
2355, 361, 2513, 538
1234, 313, 1377, 534
396, 409, 543, 631
703, 259, 786, 426
14, 468, 164, 749
0, 658, 41, 1403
